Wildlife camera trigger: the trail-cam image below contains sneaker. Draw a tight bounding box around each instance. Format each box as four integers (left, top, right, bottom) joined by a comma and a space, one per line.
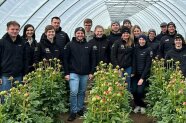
77, 109, 84, 116
67, 113, 76, 121
133, 106, 141, 113
140, 107, 146, 114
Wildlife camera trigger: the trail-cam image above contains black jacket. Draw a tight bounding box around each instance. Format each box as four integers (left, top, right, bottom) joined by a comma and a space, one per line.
156, 32, 167, 41
89, 35, 110, 66
132, 44, 153, 79
40, 27, 70, 59
34, 36, 62, 64
63, 37, 96, 75
0, 33, 25, 77
23, 37, 38, 74
159, 32, 176, 58
107, 31, 122, 48
147, 37, 160, 58
111, 39, 134, 68
165, 46, 186, 77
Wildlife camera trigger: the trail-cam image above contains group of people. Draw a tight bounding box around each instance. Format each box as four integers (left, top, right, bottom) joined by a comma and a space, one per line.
0, 16, 186, 122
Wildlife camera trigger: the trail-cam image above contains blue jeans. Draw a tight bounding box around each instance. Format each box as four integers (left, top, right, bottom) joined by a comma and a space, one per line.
69, 73, 88, 113
0, 76, 23, 103
122, 67, 132, 92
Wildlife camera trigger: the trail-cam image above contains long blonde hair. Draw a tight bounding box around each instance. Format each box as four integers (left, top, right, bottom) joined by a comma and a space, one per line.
131, 25, 142, 41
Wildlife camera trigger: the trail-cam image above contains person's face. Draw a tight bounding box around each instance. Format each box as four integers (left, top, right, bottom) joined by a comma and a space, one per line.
121, 32, 130, 40
75, 31, 85, 41
161, 26, 167, 33
94, 28, 104, 38
7, 25, 20, 38
168, 25, 175, 33
124, 22, 132, 29
45, 29, 55, 40
51, 19, 60, 29
26, 27, 34, 38
149, 32, 156, 40
84, 22, 92, 32
133, 28, 141, 37
139, 38, 146, 46
111, 23, 120, 32
174, 38, 183, 49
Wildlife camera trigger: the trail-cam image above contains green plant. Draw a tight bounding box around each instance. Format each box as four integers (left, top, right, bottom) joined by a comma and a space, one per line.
84, 62, 132, 123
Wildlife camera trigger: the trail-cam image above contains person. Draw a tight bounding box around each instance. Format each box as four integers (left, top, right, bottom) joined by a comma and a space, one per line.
156, 22, 167, 41
165, 34, 186, 77
63, 27, 95, 121
22, 24, 37, 74
89, 25, 110, 66
40, 16, 70, 60
0, 21, 25, 95
131, 34, 153, 114
159, 22, 177, 58
111, 27, 134, 91
84, 18, 94, 42
34, 25, 62, 64
107, 21, 122, 47
131, 25, 142, 46
147, 29, 160, 58
122, 19, 132, 30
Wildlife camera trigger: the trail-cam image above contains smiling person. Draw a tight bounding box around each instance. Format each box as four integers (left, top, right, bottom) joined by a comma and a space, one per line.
111, 27, 134, 91
165, 34, 186, 77
63, 27, 96, 121
84, 18, 94, 42
22, 24, 38, 74
131, 25, 142, 46
0, 21, 25, 100
131, 34, 153, 114
34, 25, 62, 64
159, 22, 177, 58
89, 25, 110, 66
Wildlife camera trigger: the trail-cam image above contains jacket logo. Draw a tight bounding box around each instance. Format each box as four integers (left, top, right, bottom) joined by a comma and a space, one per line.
85, 46, 89, 49
165, 39, 169, 42
150, 51, 153, 57
35, 47, 38, 51
18, 45, 22, 46
183, 54, 186, 57
93, 46, 97, 50
45, 48, 50, 53
55, 50, 59, 51
102, 46, 106, 49
121, 45, 125, 49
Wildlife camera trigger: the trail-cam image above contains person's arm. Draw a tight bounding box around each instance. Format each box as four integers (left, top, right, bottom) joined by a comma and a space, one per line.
33, 43, 42, 64
63, 43, 71, 80
111, 42, 119, 68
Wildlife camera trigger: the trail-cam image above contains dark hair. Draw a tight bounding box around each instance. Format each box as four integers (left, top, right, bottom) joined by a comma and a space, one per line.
7, 21, 20, 28
51, 16, 61, 22
44, 25, 55, 33
22, 24, 35, 39
84, 18, 92, 24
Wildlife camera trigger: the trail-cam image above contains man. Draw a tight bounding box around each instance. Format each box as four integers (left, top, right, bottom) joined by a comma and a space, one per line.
159, 22, 177, 58
156, 22, 167, 41
83, 18, 94, 42
123, 19, 132, 30
0, 21, 25, 94
107, 21, 122, 47
40, 16, 70, 59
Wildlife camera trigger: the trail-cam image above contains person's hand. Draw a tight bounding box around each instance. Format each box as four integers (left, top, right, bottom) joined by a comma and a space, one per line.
138, 79, 144, 85
0, 79, 2, 85
65, 75, 70, 81
88, 74, 93, 80
131, 74, 135, 77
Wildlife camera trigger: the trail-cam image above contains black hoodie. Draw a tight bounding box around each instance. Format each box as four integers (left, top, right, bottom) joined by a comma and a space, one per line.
89, 35, 111, 66
0, 33, 25, 77
34, 36, 62, 64
165, 46, 186, 77
63, 37, 96, 75
159, 32, 177, 58
107, 31, 122, 48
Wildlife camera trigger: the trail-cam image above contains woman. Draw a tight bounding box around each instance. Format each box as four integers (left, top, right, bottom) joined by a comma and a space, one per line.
63, 27, 95, 121
34, 25, 62, 64
132, 34, 153, 114
165, 34, 186, 77
22, 24, 37, 74
131, 25, 142, 46
111, 27, 134, 91
89, 25, 110, 66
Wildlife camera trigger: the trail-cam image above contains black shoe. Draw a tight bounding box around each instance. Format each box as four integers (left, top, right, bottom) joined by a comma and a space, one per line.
67, 113, 76, 121
77, 109, 84, 116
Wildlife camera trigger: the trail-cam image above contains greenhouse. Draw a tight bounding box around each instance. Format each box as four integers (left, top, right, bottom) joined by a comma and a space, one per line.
0, 0, 186, 123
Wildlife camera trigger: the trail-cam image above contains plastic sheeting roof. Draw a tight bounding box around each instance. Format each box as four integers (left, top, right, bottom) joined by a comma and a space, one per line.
0, 0, 186, 40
